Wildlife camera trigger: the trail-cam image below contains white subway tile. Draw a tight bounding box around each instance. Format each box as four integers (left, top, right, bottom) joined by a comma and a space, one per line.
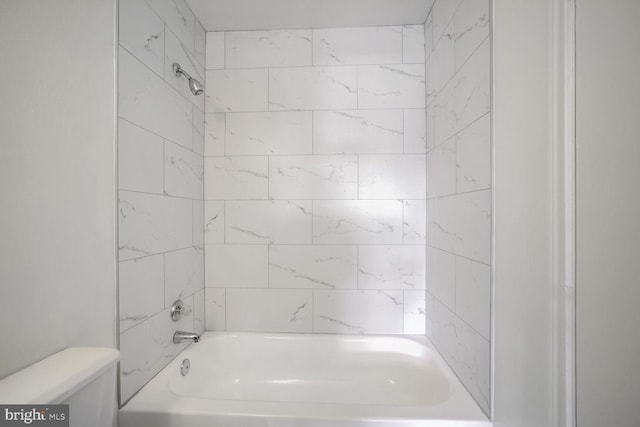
194, 22, 206, 68
119, 255, 164, 332
269, 155, 357, 199
313, 200, 403, 244
313, 27, 402, 65
358, 64, 426, 109
119, 48, 193, 150
119, 190, 192, 261
455, 256, 490, 339
205, 69, 268, 112
313, 110, 403, 154
205, 32, 225, 69
404, 290, 426, 334
403, 200, 427, 244
204, 113, 225, 156
204, 201, 224, 244
454, 0, 490, 70
119, 0, 165, 76
164, 141, 204, 199
205, 244, 268, 287
426, 246, 456, 310
205, 288, 226, 330
226, 30, 312, 68
145, 0, 195, 52
404, 109, 427, 153
204, 156, 268, 200
192, 106, 204, 155
314, 290, 404, 334
225, 200, 312, 244
192, 199, 204, 246
426, 138, 456, 198
403, 25, 425, 64
269, 245, 357, 289
269, 66, 357, 111
164, 28, 205, 110
193, 289, 205, 334
359, 154, 426, 199
164, 246, 204, 307
226, 112, 312, 155
358, 245, 426, 290
118, 119, 164, 194
456, 113, 491, 193
226, 289, 313, 333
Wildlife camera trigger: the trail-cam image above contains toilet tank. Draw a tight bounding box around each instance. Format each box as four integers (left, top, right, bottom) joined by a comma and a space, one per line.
0, 347, 119, 427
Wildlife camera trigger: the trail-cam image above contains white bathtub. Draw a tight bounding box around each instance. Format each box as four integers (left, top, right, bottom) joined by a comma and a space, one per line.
119, 332, 490, 427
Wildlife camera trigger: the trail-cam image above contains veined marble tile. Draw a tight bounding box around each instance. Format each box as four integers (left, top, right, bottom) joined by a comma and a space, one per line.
225, 200, 312, 244
205, 32, 225, 70
455, 0, 490, 70
120, 303, 193, 402
426, 138, 456, 198
432, 0, 464, 43
204, 201, 224, 244
426, 101, 436, 151
204, 113, 225, 156
313, 110, 403, 154
404, 290, 426, 334
118, 255, 164, 332
226, 289, 313, 333
269, 245, 357, 289
403, 200, 427, 244
269, 66, 357, 111
118, 119, 163, 194
164, 246, 204, 307
358, 64, 426, 109
452, 38, 490, 135
119, 48, 193, 150
192, 106, 204, 155
425, 292, 435, 340
312, 27, 402, 66
164, 141, 203, 199
165, 28, 205, 110
424, 11, 434, 61
145, 0, 195, 52
205, 244, 268, 287
432, 77, 455, 146
193, 288, 205, 334
205, 69, 268, 112
431, 190, 491, 264
313, 200, 403, 244
119, 0, 164, 76
313, 290, 404, 334
426, 21, 454, 104
269, 155, 357, 199
226, 30, 312, 68
118, 190, 192, 261
404, 109, 427, 153
358, 154, 426, 199
204, 156, 268, 200
194, 22, 206, 68
426, 246, 456, 311
433, 300, 490, 414
455, 256, 491, 339
456, 113, 491, 193
403, 25, 425, 64
205, 288, 225, 330
358, 245, 426, 290
192, 199, 204, 246
226, 112, 312, 155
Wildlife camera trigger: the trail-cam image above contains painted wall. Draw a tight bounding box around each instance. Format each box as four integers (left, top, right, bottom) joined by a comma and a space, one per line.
203, 26, 427, 334
117, 0, 206, 403
424, 0, 491, 415
576, 0, 640, 425
0, 0, 117, 378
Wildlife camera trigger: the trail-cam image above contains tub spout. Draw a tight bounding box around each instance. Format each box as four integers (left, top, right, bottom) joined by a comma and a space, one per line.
173, 331, 200, 344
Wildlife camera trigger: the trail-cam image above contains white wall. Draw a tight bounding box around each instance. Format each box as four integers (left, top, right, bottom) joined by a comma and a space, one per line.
576, 1, 640, 425
0, 1, 117, 379
203, 26, 427, 335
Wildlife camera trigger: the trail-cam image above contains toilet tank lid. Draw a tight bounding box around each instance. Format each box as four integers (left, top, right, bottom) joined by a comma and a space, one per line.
0, 347, 119, 404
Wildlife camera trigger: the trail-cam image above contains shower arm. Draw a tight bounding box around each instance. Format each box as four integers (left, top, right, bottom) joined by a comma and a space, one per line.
173, 63, 192, 81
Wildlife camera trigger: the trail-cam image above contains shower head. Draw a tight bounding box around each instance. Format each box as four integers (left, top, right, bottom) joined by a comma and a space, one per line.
173, 63, 204, 96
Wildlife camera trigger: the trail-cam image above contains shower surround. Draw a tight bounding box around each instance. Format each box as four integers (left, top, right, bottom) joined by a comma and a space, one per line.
202, 26, 428, 335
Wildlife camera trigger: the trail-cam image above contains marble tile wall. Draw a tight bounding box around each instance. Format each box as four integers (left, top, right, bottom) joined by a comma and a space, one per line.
424, 0, 491, 415
117, 0, 205, 404
204, 25, 427, 337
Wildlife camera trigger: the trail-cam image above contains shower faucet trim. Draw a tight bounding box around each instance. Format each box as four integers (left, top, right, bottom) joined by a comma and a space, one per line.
173, 62, 204, 96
